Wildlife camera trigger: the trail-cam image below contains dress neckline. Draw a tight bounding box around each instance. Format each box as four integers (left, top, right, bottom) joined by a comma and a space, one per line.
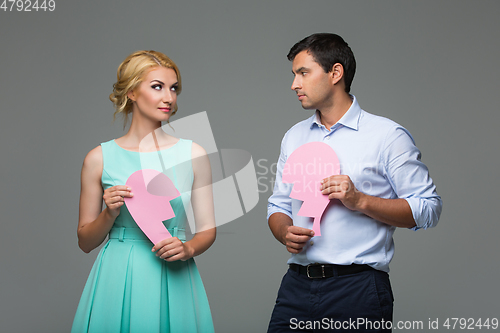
112, 138, 181, 153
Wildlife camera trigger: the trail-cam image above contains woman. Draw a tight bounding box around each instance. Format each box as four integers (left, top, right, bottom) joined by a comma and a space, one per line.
72, 50, 216, 332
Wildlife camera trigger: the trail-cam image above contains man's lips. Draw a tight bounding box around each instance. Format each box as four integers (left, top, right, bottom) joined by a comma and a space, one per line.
297, 94, 305, 100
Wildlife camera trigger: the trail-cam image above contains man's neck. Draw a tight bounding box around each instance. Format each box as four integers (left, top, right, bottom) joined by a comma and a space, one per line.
318, 93, 353, 130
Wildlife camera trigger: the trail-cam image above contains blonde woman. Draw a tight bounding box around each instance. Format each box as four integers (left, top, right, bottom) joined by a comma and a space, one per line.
72, 50, 216, 332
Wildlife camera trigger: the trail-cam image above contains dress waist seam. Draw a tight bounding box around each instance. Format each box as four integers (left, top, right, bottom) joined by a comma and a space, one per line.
109, 226, 186, 242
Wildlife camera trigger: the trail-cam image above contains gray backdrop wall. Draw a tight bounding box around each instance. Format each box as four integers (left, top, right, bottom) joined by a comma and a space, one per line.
1, 1, 499, 332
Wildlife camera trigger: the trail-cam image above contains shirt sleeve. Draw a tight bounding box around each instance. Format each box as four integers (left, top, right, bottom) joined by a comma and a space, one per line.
382, 126, 443, 230
267, 134, 293, 221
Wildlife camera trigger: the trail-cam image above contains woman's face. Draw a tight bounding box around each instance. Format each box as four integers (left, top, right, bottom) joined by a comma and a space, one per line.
129, 66, 179, 122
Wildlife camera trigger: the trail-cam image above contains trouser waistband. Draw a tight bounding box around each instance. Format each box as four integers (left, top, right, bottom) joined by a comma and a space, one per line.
289, 263, 374, 278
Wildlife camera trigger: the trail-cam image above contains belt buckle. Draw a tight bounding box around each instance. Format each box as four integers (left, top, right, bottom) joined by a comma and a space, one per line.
306, 264, 325, 279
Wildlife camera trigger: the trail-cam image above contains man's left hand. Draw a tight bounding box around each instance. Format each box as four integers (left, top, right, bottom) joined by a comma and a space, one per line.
321, 175, 365, 211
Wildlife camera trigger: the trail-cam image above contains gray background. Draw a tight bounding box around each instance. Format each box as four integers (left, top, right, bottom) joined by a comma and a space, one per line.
1, 0, 499, 332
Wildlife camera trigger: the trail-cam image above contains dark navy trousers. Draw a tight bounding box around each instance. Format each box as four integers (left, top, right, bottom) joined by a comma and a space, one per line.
268, 268, 394, 332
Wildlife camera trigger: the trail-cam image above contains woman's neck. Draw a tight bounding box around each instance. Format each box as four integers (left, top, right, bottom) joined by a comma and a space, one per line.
116, 115, 170, 151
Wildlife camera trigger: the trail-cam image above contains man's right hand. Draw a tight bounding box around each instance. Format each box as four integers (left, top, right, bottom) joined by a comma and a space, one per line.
268, 212, 314, 254
284, 225, 314, 254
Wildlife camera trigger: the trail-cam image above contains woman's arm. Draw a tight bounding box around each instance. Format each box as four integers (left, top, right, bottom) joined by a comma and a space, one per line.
77, 146, 132, 253
186, 142, 216, 255
153, 142, 216, 261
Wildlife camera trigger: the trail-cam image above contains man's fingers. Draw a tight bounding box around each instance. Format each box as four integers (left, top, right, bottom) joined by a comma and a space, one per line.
284, 226, 313, 253
288, 226, 314, 237
321, 176, 352, 190
286, 246, 302, 254
321, 185, 342, 195
321, 175, 343, 186
286, 242, 305, 252
287, 234, 311, 244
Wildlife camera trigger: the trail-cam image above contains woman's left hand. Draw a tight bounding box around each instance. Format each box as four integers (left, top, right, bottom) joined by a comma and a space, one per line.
152, 237, 194, 262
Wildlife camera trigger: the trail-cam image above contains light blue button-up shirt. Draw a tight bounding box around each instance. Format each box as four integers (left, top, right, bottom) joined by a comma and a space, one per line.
267, 96, 442, 272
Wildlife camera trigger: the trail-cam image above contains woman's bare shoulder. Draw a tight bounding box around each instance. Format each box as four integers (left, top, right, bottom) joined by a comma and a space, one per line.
191, 141, 208, 159
82, 145, 103, 175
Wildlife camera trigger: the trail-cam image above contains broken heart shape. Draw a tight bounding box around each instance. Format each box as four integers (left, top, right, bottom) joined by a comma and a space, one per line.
282, 142, 340, 236
124, 169, 180, 244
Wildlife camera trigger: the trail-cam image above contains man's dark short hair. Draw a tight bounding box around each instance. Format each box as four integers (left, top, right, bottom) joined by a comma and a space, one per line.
287, 33, 356, 93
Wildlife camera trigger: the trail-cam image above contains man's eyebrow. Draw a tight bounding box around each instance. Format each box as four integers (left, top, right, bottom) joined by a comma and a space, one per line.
292, 67, 307, 74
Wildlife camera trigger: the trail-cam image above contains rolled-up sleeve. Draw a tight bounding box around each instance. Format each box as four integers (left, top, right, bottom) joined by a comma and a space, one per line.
382, 126, 442, 230
267, 135, 293, 221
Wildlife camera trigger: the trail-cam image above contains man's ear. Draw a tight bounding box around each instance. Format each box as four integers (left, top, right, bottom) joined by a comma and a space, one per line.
331, 63, 344, 86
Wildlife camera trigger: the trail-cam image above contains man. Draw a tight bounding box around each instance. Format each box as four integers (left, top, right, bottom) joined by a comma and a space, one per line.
267, 33, 442, 332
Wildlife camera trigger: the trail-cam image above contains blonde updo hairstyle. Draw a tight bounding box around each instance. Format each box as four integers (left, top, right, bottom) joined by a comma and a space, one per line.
109, 50, 182, 125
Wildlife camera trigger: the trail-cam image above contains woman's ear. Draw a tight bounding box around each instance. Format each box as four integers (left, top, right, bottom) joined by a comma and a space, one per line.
127, 89, 136, 102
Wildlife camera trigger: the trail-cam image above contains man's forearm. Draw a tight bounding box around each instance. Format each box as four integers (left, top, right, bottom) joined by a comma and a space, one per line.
357, 194, 416, 228
268, 212, 293, 245
321, 175, 417, 229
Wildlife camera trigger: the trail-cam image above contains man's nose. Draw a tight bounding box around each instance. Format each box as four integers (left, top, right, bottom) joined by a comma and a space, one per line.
291, 77, 301, 91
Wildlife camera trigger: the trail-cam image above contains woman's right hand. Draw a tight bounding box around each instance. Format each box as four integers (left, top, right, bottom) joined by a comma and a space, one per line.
79, 147, 135, 253
103, 185, 133, 219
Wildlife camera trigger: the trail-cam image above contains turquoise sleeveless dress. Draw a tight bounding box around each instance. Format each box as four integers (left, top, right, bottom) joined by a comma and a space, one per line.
71, 139, 214, 333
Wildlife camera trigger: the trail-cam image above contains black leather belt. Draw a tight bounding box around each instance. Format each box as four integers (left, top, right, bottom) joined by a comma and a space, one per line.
289, 263, 373, 279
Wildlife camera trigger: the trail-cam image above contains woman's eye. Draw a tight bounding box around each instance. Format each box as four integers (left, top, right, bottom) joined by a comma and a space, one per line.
152, 84, 162, 91
170, 85, 178, 92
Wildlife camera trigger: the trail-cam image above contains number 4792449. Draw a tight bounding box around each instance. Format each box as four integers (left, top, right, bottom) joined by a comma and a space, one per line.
1, 0, 56, 11
443, 318, 498, 330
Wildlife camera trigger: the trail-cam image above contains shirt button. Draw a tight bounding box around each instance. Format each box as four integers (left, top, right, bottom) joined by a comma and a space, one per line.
310, 241, 314, 246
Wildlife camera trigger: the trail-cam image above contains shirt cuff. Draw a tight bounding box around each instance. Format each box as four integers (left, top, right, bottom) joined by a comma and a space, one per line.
405, 196, 442, 231
267, 203, 293, 221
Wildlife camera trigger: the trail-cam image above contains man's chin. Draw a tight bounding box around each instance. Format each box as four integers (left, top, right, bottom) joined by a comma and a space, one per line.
300, 104, 315, 110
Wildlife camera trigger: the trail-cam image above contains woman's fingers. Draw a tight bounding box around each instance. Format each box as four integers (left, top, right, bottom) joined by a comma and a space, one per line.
152, 237, 185, 260
101, 186, 133, 217
108, 186, 134, 198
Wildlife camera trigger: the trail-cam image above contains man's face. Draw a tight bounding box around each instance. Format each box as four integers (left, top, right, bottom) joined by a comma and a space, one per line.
291, 50, 334, 111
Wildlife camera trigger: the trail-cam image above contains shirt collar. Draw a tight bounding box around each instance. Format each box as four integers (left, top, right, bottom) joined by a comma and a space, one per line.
310, 95, 361, 131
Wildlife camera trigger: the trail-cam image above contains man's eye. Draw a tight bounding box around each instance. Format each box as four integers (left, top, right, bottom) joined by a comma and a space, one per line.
301, 72, 307, 76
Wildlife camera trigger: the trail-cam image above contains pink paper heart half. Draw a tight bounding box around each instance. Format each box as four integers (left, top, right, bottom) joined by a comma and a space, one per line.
282, 142, 340, 236
124, 169, 180, 244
